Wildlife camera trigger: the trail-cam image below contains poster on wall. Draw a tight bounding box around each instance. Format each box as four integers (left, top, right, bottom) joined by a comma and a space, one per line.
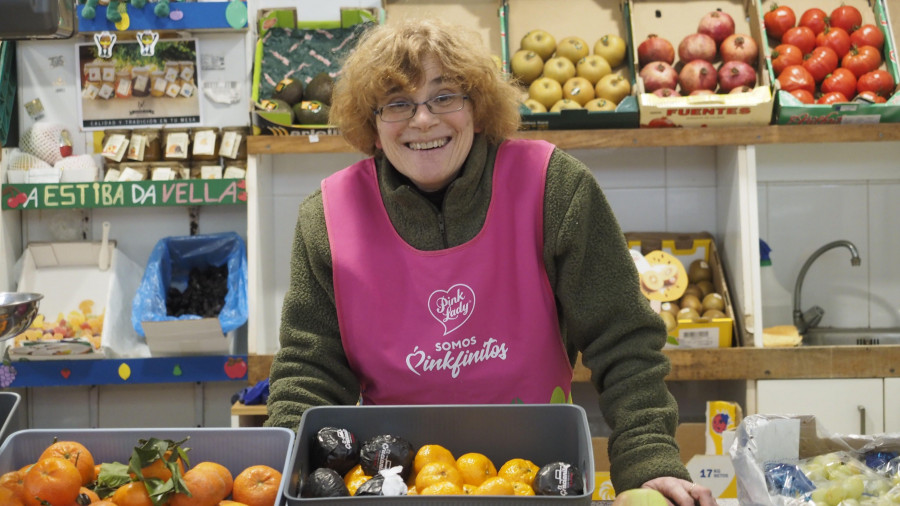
76, 37, 202, 130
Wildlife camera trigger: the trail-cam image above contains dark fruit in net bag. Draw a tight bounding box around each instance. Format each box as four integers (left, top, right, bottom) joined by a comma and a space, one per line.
534, 461, 585, 496
300, 467, 350, 497
359, 434, 415, 480
312, 426, 359, 476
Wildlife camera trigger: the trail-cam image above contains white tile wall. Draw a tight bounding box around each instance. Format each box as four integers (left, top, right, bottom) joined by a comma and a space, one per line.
756, 143, 900, 329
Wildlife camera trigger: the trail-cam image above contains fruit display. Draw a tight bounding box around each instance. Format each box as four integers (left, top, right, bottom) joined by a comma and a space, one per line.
259, 72, 335, 126
635, 9, 762, 97
511, 29, 631, 113
301, 426, 585, 498
0, 436, 283, 506
761, 2, 896, 105
10, 299, 103, 353
763, 450, 900, 505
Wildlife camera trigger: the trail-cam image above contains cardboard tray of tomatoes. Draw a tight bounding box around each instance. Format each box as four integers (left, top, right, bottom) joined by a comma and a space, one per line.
0, 427, 295, 504
286, 404, 595, 504
760, 0, 900, 124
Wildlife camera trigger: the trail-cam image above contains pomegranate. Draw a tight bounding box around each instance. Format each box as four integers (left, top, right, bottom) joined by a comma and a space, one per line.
720, 34, 759, 66
729, 85, 754, 94
678, 59, 717, 94
717, 60, 757, 92
698, 10, 736, 45
639, 61, 678, 93
678, 33, 717, 63
638, 35, 675, 67
653, 88, 681, 97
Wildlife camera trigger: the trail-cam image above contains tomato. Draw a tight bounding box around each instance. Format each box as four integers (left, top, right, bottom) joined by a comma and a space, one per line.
798, 8, 828, 35
857, 69, 895, 98
815, 27, 852, 58
764, 4, 796, 41
821, 68, 858, 98
777, 65, 816, 94
850, 24, 885, 51
802, 46, 839, 83
781, 26, 816, 55
789, 89, 816, 104
830, 5, 863, 34
817, 91, 850, 104
841, 45, 882, 78
855, 90, 887, 103
771, 43, 804, 76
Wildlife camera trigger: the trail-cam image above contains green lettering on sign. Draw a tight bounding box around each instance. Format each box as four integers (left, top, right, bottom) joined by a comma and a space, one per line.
1, 179, 248, 210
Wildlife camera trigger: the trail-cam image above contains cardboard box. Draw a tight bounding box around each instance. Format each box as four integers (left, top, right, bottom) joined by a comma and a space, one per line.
761, 0, 900, 124
287, 404, 595, 504
503, 0, 640, 129
629, 0, 775, 127
0, 427, 295, 505
142, 318, 235, 356
731, 414, 896, 506
5, 241, 149, 360
626, 232, 738, 348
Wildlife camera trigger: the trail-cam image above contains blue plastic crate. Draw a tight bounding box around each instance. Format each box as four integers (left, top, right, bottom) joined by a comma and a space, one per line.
0, 40, 16, 147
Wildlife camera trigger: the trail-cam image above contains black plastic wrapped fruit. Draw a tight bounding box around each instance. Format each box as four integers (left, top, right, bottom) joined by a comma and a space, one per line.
312, 426, 359, 476
300, 467, 350, 498
534, 461, 585, 496
359, 434, 415, 480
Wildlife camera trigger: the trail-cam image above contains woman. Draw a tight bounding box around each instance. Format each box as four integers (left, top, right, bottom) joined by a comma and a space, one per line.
266, 18, 715, 505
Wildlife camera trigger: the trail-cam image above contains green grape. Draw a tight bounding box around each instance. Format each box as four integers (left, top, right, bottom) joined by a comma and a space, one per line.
842, 498, 861, 506
824, 483, 847, 506
829, 467, 852, 481
843, 476, 865, 499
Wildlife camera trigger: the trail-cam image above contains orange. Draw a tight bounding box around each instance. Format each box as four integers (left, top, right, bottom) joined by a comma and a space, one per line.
512, 481, 536, 496
455, 452, 497, 486
76, 485, 101, 504
40, 441, 96, 485
472, 476, 515, 495
23, 457, 83, 506
406, 483, 418, 495
0, 485, 24, 506
418, 481, 463, 495
193, 462, 234, 497
218, 502, 249, 506
414, 462, 463, 493
138, 450, 186, 482
412, 444, 456, 476
169, 466, 228, 506
110, 482, 153, 506
462, 483, 476, 494
342, 464, 365, 487
345, 474, 370, 496
0, 469, 27, 502
232, 465, 282, 506
91, 502, 118, 506
497, 458, 539, 486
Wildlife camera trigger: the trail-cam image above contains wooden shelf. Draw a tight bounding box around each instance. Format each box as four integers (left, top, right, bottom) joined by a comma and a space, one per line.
248, 124, 900, 154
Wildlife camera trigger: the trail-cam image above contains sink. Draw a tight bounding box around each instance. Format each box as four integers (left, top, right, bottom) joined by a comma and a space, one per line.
803, 327, 900, 346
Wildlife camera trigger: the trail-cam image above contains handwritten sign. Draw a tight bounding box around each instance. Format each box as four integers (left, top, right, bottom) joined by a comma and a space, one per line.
2, 179, 248, 210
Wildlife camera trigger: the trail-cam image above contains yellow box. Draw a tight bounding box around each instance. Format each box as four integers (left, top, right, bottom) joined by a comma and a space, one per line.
626, 232, 738, 348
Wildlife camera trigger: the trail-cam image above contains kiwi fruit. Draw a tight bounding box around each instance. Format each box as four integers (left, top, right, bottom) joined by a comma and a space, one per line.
680, 294, 703, 313
293, 100, 331, 125
702, 308, 726, 319
305, 73, 335, 105
688, 259, 713, 283
272, 77, 304, 105
660, 301, 680, 317
677, 307, 701, 321
659, 311, 677, 332
682, 284, 703, 299
696, 279, 715, 297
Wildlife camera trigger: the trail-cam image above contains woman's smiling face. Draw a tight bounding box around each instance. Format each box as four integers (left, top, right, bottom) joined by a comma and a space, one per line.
374, 56, 480, 192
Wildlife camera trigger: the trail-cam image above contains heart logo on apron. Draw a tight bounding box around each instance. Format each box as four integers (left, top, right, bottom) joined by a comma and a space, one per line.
428, 283, 475, 335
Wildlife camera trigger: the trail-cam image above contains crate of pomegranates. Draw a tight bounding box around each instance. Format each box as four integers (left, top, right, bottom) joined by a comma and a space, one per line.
628, 0, 776, 127
759, 0, 900, 124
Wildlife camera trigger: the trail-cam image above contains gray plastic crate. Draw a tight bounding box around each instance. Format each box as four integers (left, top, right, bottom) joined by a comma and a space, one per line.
0, 426, 294, 504
286, 404, 594, 505
0, 392, 20, 442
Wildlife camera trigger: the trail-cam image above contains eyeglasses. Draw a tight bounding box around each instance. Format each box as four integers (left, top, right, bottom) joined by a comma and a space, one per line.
374, 93, 469, 122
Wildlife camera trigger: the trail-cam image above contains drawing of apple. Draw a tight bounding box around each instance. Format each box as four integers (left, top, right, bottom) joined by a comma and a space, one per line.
224, 357, 248, 379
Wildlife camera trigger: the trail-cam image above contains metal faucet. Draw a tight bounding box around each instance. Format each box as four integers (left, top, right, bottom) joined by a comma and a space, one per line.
793, 240, 861, 334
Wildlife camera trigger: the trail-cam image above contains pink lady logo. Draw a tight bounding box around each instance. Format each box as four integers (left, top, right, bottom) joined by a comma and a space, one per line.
428, 284, 475, 335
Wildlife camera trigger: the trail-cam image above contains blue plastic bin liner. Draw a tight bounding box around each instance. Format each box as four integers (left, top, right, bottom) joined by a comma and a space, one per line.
132, 232, 248, 337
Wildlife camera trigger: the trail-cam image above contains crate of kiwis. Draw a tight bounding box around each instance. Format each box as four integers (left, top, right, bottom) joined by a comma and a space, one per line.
626, 231, 737, 348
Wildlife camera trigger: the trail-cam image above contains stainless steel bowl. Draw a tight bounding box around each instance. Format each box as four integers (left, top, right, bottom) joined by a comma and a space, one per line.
0, 292, 43, 342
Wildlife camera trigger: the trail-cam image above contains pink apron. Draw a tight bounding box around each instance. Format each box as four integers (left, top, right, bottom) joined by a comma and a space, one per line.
322, 139, 572, 405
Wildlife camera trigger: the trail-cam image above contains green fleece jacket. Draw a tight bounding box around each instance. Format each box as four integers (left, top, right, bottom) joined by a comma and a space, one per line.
265, 134, 691, 491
